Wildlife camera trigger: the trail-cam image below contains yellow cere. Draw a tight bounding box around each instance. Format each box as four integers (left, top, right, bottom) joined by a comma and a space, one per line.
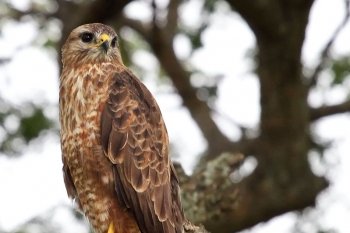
98, 33, 110, 44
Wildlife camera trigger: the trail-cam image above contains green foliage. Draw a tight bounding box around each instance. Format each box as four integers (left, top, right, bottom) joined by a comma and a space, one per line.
204, 0, 217, 13
118, 28, 153, 80
43, 38, 57, 48
0, 99, 54, 155
187, 24, 207, 50
330, 56, 350, 85
118, 33, 134, 67
19, 108, 52, 142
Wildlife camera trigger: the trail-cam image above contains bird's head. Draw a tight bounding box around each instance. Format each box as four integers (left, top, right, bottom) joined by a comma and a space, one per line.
62, 23, 123, 66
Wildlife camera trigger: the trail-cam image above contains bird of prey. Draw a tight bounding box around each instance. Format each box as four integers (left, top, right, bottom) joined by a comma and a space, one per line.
59, 23, 184, 233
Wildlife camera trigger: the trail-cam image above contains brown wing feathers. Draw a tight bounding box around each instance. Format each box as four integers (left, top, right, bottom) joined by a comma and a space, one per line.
101, 70, 184, 233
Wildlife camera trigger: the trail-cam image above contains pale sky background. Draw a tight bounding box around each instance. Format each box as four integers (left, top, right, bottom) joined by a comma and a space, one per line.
0, 0, 349, 232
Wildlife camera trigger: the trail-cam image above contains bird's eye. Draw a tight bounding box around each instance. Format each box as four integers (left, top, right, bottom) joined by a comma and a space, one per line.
81, 32, 94, 43
111, 37, 118, 48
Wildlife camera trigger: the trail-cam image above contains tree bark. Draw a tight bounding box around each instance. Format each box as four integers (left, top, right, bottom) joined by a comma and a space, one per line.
197, 1, 329, 231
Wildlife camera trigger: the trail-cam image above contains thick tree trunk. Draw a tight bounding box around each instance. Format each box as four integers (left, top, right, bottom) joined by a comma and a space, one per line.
198, 1, 328, 232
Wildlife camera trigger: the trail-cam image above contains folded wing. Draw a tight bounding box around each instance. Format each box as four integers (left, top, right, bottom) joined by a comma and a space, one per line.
101, 70, 184, 233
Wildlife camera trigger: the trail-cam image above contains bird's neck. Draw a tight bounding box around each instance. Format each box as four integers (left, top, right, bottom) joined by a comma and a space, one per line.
59, 62, 121, 142
60, 62, 114, 100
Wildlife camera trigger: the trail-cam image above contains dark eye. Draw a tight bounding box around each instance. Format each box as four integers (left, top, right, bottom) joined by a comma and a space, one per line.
111, 37, 118, 48
81, 32, 94, 43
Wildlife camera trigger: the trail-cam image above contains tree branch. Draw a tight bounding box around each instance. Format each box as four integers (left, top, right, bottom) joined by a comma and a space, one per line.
226, 0, 283, 39
165, 0, 182, 38
118, 16, 152, 40
308, 0, 350, 88
178, 150, 326, 233
310, 99, 350, 121
175, 153, 243, 233
151, 29, 235, 158
118, 15, 241, 158
227, 0, 315, 42
184, 221, 210, 233
2, 7, 56, 20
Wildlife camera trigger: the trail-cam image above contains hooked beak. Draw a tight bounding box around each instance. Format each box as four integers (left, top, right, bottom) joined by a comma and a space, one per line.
96, 33, 110, 53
